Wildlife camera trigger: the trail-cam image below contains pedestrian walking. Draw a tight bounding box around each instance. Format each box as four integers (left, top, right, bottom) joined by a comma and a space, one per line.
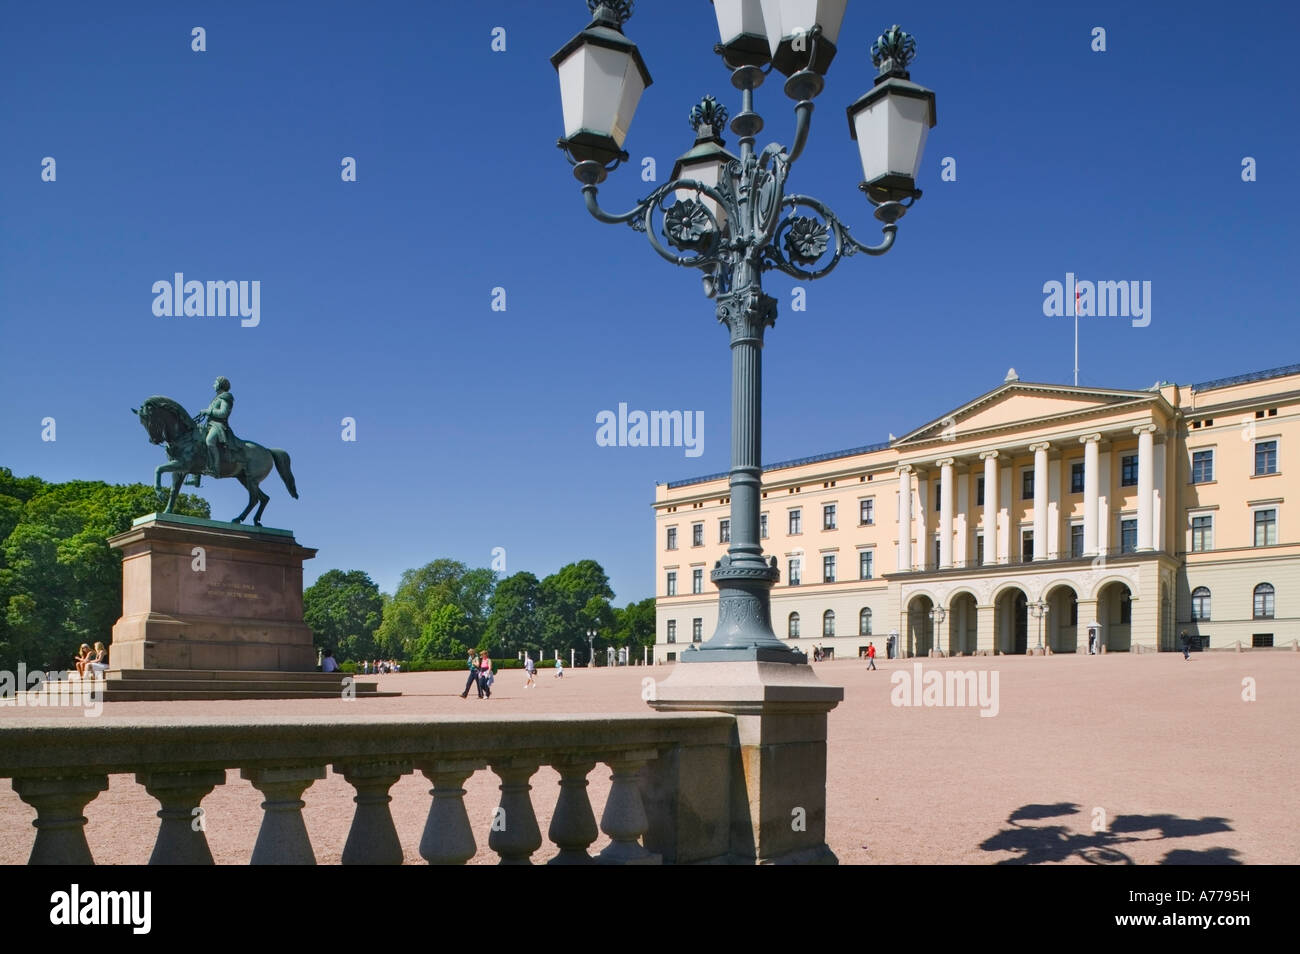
524, 654, 536, 689
1180, 630, 1191, 661
460, 649, 481, 699
478, 650, 494, 699
554, 657, 564, 678
866, 641, 877, 671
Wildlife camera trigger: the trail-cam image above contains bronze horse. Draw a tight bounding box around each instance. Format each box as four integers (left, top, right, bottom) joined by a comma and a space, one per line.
133, 396, 298, 526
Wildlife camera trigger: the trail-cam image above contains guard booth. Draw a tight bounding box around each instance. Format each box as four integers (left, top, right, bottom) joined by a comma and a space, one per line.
1086, 622, 1102, 654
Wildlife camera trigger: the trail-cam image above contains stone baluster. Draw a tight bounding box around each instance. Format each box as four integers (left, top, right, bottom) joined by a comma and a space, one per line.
137, 769, 226, 864
12, 775, 110, 865
241, 765, 326, 865
547, 759, 598, 865
487, 759, 542, 865
338, 760, 411, 865
597, 750, 661, 865
417, 760, 483, 865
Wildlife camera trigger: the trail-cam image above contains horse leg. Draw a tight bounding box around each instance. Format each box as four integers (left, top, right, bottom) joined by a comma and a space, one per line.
232, 476, 257, 524
253, 485, 270, 526
154, 463, 167, 491
166, 472, 183, 513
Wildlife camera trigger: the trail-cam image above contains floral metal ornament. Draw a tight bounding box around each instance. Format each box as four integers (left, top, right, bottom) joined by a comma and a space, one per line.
689, 95, 729, 136
587, 0, 633, 27
783, 216, 830, 265
664, 198, 714, 251
871, 25, 916, 78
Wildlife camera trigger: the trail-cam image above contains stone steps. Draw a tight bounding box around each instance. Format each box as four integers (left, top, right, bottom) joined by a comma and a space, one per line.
32, 669, 401, 701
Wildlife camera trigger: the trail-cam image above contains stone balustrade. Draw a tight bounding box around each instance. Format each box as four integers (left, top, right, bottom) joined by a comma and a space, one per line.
0, 713, 743, 865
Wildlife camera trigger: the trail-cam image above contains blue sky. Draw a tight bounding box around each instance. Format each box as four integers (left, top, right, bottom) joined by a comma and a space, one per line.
2, 0, 1296, 603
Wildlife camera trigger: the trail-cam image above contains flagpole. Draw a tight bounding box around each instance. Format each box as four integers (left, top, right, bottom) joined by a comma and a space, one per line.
1073, 285, 1080, 386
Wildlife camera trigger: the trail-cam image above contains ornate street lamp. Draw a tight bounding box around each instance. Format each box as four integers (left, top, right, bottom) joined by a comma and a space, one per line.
553, 3, 938, 664
928, 605, 946, 658
1029, 600, 1049, 653
586, 627, 598, 667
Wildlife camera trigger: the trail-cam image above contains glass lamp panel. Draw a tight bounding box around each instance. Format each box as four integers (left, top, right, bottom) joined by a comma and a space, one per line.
674, 160, 727, 230
759, 0, 847, 54
852, 92, 931, 184
713, 0, 768, 46
557, 42, 646, 147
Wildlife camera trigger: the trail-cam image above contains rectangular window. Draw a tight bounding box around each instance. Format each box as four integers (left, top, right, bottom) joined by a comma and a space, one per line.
1070, 461, 1085, 494
719, 519, 730, 544
1252, 634, 1274, 648
692, 618, 703, 642
692, 523, 703, 547
1254, 509, 1277, 546
666, 571, 677, 596
760, 513, 768, 539
859, 550, 874, 580
692, 568, 703, 594
935, 484, 942, 511
976, 477, 985, 507
1022, 470, 1034, 500
1021, 530, 1034, 563
822, 554, 836, 583
666, 620, 676, 643
934, 537, 942, 568
1191, 449, 1214, 483
1120, 519, 1138, 553
788, 558, 802, 586
1070, 524, 1084, 559
860, 499, 874, 525
1121, 455, 1138, 487
975, 533, 985, 565
789, 510, 802, 535
1191, 515, 1213, 552
666, 527, 677, 550
1255, 440, 1278, 475
823, 504, 837, 530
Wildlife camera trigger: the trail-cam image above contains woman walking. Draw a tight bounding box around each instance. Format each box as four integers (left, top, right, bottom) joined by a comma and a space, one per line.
478, 650, 494, 699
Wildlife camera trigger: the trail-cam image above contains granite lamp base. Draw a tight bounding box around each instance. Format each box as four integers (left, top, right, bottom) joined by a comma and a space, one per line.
106, 513, 317, 672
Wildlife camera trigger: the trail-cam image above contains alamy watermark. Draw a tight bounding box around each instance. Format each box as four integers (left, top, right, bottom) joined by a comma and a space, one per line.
0, 664, 103, 717
596, 403, 704, 458
890, 663, 999, 717
152, 273, 260, 327
1042, 272, 1151, 328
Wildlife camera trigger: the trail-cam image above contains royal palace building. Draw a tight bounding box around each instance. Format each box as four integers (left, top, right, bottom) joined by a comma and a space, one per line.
654, 363, 1300, 660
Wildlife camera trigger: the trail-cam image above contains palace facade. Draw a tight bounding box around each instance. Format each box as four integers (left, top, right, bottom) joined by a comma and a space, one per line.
654, 363, 1299, 659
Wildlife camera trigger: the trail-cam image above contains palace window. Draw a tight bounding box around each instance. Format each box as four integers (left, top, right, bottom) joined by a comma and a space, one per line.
860, 498, 874, 525
692, 523, 704, 547
1254, 509, 1277, 547
1253, 583, 1275, 619
1191, 515, 1213, 552
788, 558, 802, 586
1021, 469, 1034, 500
859, 550, 874, 580
666, 620, 677, 643
1070, 461, 1085, 494
1191, 586, 1211, 621
859, 608, 873, 636
1021, 530, 1034, 563
1070, 524, 1084, 559
692, 569, 703, 594
789, 509, 802, 535
1191, 449, 1214, 483
976, 477, 985, 506
760, 513, 768, 539
1255, 440, 1278, 476
975, 533, 985, 565
719, 519, 730, 544
666, 527, 677, 550
1120, 519, 1138, 554
1121, 454, 1138, 487
692, 618, 703, 642
823, 504, 837, 530
822, 610, 835, 637
788, 612, 800, 638
666, 572, 677, 596
823, 554, 836, 583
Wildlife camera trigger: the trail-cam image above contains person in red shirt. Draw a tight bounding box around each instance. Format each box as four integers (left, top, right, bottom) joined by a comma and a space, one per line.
866, 642, 877, 671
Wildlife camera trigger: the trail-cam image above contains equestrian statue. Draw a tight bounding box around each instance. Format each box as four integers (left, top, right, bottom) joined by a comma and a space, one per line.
133, 376, 298, 526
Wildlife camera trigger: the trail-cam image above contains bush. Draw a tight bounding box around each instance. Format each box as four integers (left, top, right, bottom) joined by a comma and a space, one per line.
339, 661, 358, 674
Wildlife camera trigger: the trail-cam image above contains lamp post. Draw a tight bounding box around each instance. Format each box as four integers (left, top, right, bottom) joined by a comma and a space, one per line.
553, 1, 937, 665
928, 605, 946, 658
1029, 600, 1049, 654
586, 628, 598, 667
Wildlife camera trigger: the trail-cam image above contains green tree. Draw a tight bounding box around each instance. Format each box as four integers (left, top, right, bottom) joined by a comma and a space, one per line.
611, 597, 656, 650
303, 569, 383, 663
375, 558, 496, 662
483, 571, 540, 656
537, 560, 614, 660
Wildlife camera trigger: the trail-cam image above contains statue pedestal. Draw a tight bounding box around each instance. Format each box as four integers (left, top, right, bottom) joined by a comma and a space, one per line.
107, 513, 317, 672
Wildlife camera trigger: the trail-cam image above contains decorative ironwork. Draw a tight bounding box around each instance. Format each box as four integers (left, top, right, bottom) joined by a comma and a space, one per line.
587, 0, 633, 28
689, 95, 729, 135
783, 216, 830, 265
871, 25, 916, 78
664, 199, 714, 251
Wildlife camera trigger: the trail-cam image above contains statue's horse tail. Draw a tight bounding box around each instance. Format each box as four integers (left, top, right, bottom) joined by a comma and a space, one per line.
270, 449, 299, 499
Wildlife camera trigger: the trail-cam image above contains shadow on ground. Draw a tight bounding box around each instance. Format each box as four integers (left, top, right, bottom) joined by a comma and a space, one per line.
979, 803, 1240, 865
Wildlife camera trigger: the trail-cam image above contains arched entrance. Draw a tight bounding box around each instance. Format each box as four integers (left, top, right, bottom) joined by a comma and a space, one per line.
994, 587, 1029, 654
1096, 581, 1133, 652
906, 594, 934, 657
948, 592, 978, 655
1044, 583, 1079, 653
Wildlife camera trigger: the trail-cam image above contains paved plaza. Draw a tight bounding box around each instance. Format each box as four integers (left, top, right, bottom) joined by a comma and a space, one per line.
1, 652, 1295, 865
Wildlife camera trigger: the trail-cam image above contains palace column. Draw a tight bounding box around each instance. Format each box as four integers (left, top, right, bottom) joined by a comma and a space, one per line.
980, 451, 998, 566
955, 464, 970, 567
897, 465, 913, 573
1135, 424, 1156, 552
1030, 442, 1050, 561
937, 458, 955, 569
1080, 434, 1101, 557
